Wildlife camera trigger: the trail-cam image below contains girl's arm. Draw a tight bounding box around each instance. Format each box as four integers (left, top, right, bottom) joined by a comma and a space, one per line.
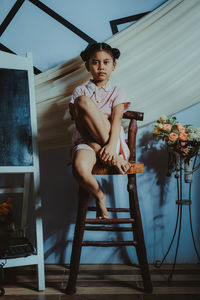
99, 103, 124, 163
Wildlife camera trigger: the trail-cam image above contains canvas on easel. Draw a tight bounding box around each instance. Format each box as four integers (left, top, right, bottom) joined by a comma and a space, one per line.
0, 51, 45, 291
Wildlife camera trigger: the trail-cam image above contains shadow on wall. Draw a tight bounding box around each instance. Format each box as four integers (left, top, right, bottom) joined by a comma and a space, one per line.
138, 130, 170, 207
39, 146, 78, 264
137, 129, 172, 262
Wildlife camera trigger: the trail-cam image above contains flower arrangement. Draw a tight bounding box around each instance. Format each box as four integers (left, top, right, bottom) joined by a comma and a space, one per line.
0, 197, 12, 218
153, 115, 200, 162
0, 197, 13, 237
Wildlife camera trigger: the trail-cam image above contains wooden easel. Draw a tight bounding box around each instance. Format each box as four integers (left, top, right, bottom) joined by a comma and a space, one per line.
0, 51, 45, 291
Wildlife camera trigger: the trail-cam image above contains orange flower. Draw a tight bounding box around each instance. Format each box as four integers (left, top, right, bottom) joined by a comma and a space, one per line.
179, 132, 188, 141
169, 132, 179, 142
153, 128, 159, 135
2, 207, 9, 215
157, 123, 164, 130
7, 197, 12, 203
0, 198, 13, 215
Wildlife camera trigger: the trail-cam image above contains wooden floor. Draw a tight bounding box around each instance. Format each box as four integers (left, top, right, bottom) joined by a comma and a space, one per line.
1, 264, 200, 299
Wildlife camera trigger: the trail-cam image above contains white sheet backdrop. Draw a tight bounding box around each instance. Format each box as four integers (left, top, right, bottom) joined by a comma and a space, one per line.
35, 0, 200, 149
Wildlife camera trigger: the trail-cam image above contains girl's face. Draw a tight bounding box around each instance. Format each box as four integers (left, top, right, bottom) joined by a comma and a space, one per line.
86, 50, 116, 86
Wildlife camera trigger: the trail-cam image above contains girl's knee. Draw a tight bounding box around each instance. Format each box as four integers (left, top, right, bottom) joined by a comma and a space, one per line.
72, 159, 90, 180
74, 96, 92, 112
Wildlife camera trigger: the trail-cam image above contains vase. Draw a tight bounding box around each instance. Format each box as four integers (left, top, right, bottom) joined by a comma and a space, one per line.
184, 159, 194, 183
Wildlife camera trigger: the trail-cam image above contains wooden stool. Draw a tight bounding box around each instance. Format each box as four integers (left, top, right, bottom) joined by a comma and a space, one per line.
66, 111, 153, 294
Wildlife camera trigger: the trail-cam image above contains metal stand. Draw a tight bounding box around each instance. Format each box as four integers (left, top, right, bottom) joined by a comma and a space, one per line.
155, 154, 200, 281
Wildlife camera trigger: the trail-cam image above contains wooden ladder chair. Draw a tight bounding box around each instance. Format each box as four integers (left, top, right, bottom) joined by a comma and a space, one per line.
65, 110, 153, 294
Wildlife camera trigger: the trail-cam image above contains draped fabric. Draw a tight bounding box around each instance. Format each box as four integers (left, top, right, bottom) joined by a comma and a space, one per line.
35, 0, 200, 150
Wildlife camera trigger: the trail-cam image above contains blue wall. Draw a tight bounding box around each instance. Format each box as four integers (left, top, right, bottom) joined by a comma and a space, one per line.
1, 0, 199, 264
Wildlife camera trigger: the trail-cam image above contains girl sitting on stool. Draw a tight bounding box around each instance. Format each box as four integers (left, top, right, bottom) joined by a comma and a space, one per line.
69, 42, 130, 219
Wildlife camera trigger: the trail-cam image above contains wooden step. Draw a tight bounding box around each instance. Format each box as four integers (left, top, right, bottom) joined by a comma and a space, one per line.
82, 241, 137, 247
88, 207, 131, 212
85, 218, 134, 224
84, 226, 133, 231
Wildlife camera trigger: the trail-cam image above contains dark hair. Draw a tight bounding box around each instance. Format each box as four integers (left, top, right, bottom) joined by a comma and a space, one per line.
80, 42, 120, 62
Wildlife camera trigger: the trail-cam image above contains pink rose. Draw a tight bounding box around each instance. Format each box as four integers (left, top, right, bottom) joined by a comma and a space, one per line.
169, 132, 179, 142
176, 123, 186, 133
176, 123, 182, 129
183, 148, 189, 154
163, 124, 172, 132
179, 127, 186, 134
179, 132, 188, 141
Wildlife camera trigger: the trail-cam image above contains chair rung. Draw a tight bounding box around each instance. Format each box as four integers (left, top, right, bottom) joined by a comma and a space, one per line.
84, 226, 133, 231
82, 241, 137, 247
85, 218, 134, 224
88, 207, 131, 212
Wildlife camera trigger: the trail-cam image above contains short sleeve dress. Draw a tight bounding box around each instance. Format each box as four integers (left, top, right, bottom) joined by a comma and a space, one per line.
70, 80, 130, 160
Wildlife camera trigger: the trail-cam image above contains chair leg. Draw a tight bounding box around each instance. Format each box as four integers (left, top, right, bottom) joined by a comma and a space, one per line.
128, 174, 153, 293
65, 186, 89, 294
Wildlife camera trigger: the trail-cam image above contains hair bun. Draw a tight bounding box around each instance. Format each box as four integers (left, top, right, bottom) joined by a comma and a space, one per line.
112, 48, 120, 59
80, 50, 88, 62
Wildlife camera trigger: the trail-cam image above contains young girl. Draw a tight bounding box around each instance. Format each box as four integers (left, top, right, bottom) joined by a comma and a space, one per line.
69, 42, 130, 219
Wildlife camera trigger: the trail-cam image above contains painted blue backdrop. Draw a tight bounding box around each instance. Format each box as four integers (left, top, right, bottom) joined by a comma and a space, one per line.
0, 0, 199, 264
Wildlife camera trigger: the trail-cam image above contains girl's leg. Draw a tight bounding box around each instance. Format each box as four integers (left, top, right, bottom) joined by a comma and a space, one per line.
73, 96, 130, 173
72, 149, 109, 219
74, 96, 110, 146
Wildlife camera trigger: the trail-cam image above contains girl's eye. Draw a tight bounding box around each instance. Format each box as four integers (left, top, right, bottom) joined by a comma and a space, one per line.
92, 60, 98, 65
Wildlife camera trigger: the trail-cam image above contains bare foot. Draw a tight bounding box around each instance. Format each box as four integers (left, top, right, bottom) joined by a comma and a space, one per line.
113, 155, 130, 174
96, 193, 109, 219
97, 152, 113, 166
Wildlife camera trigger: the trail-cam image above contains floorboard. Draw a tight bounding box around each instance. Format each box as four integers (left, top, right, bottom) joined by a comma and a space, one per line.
1, 264, 200, 299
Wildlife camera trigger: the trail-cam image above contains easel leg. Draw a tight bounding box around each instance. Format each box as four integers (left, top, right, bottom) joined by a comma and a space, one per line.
33, 171, 45, 291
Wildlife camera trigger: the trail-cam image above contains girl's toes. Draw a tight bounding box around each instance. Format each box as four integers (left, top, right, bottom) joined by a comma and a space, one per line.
103, 214, 109, 219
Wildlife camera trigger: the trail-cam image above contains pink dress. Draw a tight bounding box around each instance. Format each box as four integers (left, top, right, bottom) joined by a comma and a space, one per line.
70, 80, 130, 160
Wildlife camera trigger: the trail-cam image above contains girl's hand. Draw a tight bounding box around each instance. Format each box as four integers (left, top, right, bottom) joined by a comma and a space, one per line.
99, 144, 116, 165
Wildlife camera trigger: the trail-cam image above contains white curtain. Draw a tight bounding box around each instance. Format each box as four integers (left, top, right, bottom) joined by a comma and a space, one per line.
35, 0, 200, 149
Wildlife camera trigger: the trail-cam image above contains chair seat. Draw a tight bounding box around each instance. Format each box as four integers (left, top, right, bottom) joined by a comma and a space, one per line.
92, 161, 144, 175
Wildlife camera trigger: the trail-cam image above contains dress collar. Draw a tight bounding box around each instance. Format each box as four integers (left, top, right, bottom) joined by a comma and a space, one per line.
87, 79, 112, 92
